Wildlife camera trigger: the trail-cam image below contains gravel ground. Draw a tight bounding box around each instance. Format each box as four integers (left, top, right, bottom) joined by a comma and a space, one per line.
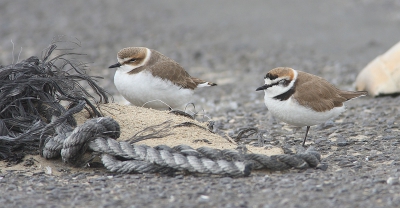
1, 0, 400, 207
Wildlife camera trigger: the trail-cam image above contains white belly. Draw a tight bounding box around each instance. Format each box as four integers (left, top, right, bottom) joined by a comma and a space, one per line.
114, 70, 194, 110
264, 96, 345, 127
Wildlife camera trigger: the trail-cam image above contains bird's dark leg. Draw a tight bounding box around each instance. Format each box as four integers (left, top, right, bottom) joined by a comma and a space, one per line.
302, 126, 310, 147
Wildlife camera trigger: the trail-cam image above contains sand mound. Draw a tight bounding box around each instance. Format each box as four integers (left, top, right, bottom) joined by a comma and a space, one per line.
1, 103, 283, 174
75, 103, 282, 156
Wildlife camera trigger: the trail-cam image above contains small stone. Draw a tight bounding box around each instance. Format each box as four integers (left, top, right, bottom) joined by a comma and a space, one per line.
75, 174, 86, 180
387, 177, 399, 185
197, 195, 210, 203
316, 163, 329, 171
131, 175, 140, 179
315, 137, 327, 145
45, 185, 56, 190
158, 191, 168, 199
220, 177, 232, 184
336, 137, 349, 146
36, 199, 46, 205
373, 178, 387, 184
321, 120, 335, 129
95, 176, 107, 181
383, 135, 396, 140
174, 175, 184, 179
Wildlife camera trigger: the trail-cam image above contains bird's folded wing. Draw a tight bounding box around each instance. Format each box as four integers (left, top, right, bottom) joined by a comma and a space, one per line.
293, 73, 347, 112
148, 61, 197, 89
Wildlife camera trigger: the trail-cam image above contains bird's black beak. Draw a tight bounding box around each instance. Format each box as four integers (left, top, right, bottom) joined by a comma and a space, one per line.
109, 63, 122, 68
256, 84, 269, 91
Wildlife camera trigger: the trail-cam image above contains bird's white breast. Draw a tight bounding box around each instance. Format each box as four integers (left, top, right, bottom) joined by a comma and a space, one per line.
114, 69, 193, 110
263, 95, 345, 127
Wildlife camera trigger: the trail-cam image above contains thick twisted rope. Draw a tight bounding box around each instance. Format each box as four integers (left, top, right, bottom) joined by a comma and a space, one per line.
95, 142, 320, 174
89, 138, 251, 177
42, 116, 321, 177
174, 146, 321, 171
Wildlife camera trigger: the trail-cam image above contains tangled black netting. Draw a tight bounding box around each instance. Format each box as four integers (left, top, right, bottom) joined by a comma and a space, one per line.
0, 42, 110, 160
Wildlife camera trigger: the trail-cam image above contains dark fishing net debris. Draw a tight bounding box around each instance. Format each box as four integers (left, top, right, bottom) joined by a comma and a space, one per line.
0, 41, 110, 160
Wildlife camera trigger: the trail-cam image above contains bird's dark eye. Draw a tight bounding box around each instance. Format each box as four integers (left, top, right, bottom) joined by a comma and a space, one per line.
279, 79, 289, 86
129, 59, 137, 63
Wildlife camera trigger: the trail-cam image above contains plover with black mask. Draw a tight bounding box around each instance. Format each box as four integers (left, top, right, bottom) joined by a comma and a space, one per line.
256, 67, 367, 146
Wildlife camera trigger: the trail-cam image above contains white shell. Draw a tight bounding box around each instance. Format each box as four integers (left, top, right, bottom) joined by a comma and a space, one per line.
355, 41, 400, 96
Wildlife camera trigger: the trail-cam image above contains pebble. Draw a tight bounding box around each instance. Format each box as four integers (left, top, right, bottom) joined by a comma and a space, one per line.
197, 195, 210, 203
336, 137, 349, 146
387, 177, 400, 185
383, 135, 396, 140
316, 163, 329, 171
219, 177, 233, 184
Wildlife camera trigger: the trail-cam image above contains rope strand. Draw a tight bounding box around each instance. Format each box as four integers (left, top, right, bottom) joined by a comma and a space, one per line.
42, 116, 321, 177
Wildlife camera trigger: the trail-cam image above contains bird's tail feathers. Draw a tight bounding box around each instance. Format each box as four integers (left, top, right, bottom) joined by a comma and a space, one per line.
197, 81, 217, 88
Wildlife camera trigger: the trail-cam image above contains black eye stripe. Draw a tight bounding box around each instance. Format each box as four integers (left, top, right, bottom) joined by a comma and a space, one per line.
266, 79, 290, 88
123, 58, 140, 64
270, 82, 280, 87
263, 81, 280, 89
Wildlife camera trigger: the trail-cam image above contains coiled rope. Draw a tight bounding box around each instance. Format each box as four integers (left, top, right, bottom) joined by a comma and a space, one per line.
42, 114, 321, 177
